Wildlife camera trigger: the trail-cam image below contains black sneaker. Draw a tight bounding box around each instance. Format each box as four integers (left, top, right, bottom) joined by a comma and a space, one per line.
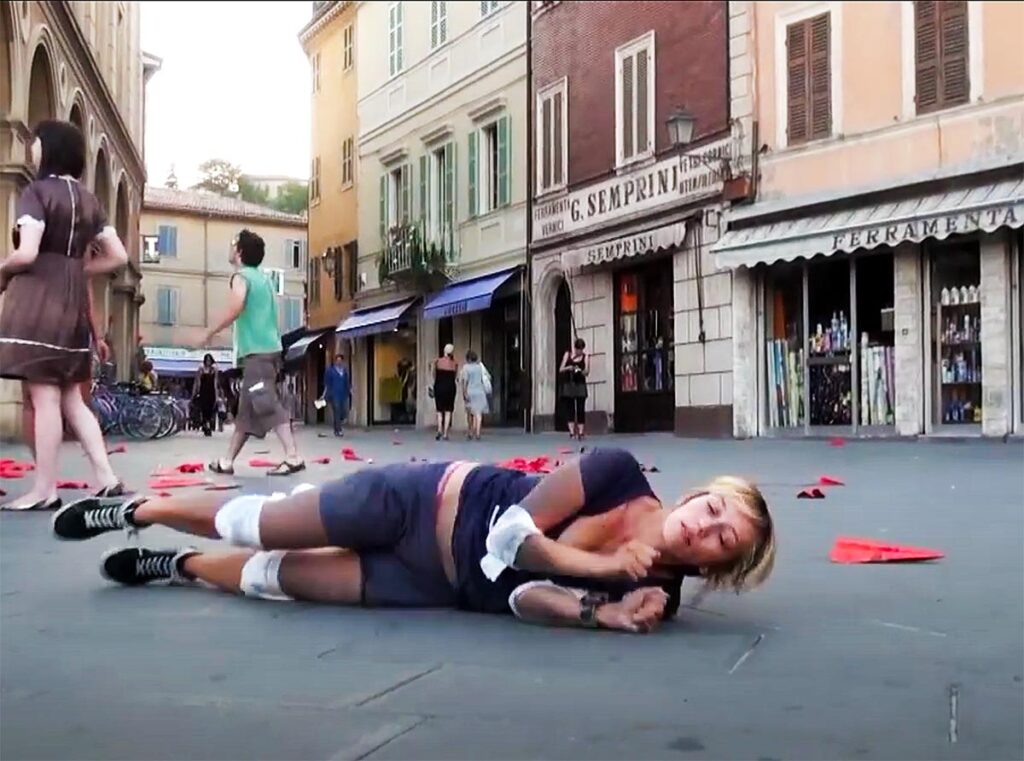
52, 494, 147, 541
100, 547, 198, 586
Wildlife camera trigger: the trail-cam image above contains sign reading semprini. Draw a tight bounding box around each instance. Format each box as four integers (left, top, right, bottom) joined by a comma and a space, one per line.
146, 347, 235, 364
533, 136, 733, 243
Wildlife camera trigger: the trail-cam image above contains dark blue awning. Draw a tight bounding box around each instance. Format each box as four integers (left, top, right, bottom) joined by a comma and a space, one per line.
284, 329, 333, 363
336, 299, 418, 339
422, 268, 520, 321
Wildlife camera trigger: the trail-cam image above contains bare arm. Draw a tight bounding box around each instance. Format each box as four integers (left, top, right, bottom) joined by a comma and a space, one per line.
204, 274, 247, 345
510, 582, 668, 633
559, 351, 571, 372
1, 225, 43, 276
583, 353, 590, 377
83, 230, 128, 277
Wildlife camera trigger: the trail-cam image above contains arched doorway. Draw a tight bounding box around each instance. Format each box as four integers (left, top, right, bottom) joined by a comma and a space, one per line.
91, 150, 112, 331
114, 180, 129, 240
0, 6, 11, 122
27, 45, 55, 127
554, 278, 572, 432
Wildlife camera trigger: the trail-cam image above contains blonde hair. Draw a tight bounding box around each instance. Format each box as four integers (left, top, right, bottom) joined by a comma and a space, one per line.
695, 476, 776, 594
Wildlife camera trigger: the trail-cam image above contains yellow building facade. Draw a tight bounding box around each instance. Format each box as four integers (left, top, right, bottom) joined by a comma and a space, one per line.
0, 0, 156, 438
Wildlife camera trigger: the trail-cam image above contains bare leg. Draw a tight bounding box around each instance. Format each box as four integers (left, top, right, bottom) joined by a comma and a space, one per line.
14, 384, 61, 504
60, 383, 118, 490
443, 411, 452, 439
435, 412, 443, 438
182, 547, 362, 603
21, 384, 35, 460
133, 487, 330, 549
272, 422, 301, 463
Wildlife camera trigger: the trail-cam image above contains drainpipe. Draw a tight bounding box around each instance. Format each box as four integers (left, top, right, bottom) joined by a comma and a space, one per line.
203, 215, 210, 335
524, 4, 534, 433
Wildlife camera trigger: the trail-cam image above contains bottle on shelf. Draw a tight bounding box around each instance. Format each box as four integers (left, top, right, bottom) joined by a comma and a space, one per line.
950, 286, 960, 305
968, 285, 978, 303
941, 287, 950, 306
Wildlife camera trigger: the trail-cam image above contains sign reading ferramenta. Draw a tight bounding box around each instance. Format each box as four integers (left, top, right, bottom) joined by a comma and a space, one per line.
534, 136, 733, 243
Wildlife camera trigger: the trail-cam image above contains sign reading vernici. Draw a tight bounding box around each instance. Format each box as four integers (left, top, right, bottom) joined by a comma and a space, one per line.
533, 136, 733, 243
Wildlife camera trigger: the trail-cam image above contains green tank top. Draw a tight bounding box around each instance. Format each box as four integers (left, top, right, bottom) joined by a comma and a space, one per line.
234, 266, 282, 359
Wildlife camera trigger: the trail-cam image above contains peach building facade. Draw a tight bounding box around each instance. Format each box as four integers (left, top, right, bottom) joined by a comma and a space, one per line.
715, 0, 1024, 438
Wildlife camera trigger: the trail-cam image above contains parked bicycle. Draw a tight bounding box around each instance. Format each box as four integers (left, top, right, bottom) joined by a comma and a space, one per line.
90, 380, 189, 440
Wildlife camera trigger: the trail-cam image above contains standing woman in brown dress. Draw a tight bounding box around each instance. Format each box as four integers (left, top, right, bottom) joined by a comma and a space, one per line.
0, 121, 129, 510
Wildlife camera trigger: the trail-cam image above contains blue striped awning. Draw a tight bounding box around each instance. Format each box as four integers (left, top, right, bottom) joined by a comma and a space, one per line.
336, 299, 418, 339
150, 358, 203, 377
422, 268, 520, 321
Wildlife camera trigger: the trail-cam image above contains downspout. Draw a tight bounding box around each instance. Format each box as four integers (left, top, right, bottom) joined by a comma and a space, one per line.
524, 3, 534, 433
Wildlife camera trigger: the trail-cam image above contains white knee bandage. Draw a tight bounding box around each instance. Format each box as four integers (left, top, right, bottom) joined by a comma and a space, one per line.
239, 550, 292, 601
214, 495, 266, 549
480, 504, 541, 582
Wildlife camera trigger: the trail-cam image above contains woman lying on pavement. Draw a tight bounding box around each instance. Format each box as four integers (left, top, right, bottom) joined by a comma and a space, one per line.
52, 448, 776, 633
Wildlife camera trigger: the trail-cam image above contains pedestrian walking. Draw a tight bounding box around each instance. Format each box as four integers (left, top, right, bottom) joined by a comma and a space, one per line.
203, 229, 305, 476
459, 349, 491, 441
192, 353, 221, 437
320, 353, 351, 437
0, 120, 129, 510
431, 344, 458, 441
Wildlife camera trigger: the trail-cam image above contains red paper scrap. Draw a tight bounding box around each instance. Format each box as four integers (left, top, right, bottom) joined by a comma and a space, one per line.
797, 488, 826, 499
498, 456, 554, 474
176, 462, 205, 474
57, 480, 90, 490
147, 476, 208, 490
818, 475, 845, 486
248, 458, 278, 468
341, 448, 362, 462
107, 444, 127, 455
829, 536, 944, 564
828, 438, 846, 447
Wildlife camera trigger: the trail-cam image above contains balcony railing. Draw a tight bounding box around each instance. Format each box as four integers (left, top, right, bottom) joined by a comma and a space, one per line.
378, 221, 457, 291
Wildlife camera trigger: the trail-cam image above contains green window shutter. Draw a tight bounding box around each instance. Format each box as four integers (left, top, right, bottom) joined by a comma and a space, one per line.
444, 142, 455, 248
467, 131, 478, 218
379, 174, 387, 244
497, 115, 510, 207
418, 155, 428, 222
401, 165, 411, 224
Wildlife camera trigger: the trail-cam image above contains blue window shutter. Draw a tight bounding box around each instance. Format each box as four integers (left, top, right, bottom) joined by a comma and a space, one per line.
166, 226, 178, 257
468, 131, 477, 218
157, 226, 168, 255
498, 115, 510, 207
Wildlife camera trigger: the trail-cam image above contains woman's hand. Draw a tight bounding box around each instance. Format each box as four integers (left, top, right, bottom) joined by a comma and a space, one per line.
602, 540, 660, 581
596, 587, 669, 633
95, 337, 111, 364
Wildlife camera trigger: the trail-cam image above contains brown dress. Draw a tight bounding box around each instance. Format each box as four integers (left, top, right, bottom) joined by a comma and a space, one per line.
0, 176, 107, 385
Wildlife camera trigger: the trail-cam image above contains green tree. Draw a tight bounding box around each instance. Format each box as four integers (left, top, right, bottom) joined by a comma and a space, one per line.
238, 176, 270, 206
192, 159, 241, 196
270, 181, 309, 215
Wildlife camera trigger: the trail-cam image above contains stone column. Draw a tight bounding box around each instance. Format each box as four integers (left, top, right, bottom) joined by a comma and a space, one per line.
731, 266, 758, 437
894, 243, 924, 436
980, 234, 1011, 437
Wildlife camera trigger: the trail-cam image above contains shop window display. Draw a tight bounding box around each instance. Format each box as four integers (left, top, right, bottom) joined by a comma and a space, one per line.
856, 253, 896, 427
807, 258, 852, 426
932, 246, 982, 426
764, 263, 805, 428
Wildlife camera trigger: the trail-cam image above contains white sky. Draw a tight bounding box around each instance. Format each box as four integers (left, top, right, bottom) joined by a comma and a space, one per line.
140, 1, 311, 189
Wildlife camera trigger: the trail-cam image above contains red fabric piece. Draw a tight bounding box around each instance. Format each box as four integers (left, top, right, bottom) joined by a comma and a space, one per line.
829, 537, 944, 564
107, 444, 127, 455
828, 438, 846, 447
147, 476, 208, 490
818, 475, 845, 486
57, 480, 90, 489
797, 488, 826, 499
497, 456, 553, 474
0, 469, 26, 480
204, 483, 240, 491
341, 448, 362, 462
248, 458, 278, 468
176, 462, 205, 474
0, 459, 35, 479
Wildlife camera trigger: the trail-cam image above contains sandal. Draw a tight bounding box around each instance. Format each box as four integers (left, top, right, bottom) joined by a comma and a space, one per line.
268, 460, 306, 476
94, 482, 127, 498
208, 459, 235, 475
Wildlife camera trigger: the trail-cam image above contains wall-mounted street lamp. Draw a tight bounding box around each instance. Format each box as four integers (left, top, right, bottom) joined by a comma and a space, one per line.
322, 247, 337, 278
666, 107, 697, 148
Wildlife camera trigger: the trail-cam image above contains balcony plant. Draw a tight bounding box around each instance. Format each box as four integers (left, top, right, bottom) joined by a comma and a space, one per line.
377, 221, 456, 292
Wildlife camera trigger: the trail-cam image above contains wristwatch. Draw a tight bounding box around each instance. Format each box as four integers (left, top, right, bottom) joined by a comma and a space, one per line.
578, 592, 606, 628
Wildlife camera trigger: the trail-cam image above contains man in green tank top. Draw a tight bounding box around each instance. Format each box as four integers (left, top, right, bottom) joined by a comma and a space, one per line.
200, 229, 305, 476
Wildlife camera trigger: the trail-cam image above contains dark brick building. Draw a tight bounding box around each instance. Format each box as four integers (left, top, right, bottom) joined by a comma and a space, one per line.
529, 0, 745, 436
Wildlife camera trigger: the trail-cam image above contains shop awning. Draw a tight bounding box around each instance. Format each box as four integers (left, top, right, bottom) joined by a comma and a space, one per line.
711, 174, 1024, 269
422, 267, 521, 321
336, 299, 418, 339
150, 358, 203, 377
284, 328, 333, 363
560, 221, 690, 270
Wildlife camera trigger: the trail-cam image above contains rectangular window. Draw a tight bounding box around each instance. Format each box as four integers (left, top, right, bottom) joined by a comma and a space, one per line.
471, 117, 510, 216
263, 267, 285, 296
914, 0, 969, 115
786, 13, 831, 145
615, 32, 654, 166
383, 164, 410, 232
308, 256, 321, 307
480, 0, 500, 16
311, 157, 321, 203
156, 225, 177, 258
431, 1, 448, 49
286, 239, 306, 270
312, 52, 321, 93
156, 286, 179, 326
388, 2, 404, 77
536, 79, 566, 194
341, 137, 354, 187
422, 146, 448, 241
343, 23, 354, 71
346, 241, 358, 297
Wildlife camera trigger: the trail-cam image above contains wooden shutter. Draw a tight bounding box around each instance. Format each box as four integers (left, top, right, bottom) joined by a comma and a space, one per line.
621, 54, 634, 160
915, 1, 969, 114
552, 90, 563, 186
378, 174, 387, 243
940, 1, 969, 106
914, 1, 940, 113
636, 48, 649, 154
468, 131, 478, 217
400, 165, 411, 224
169, 288, 179, 325
808, 13, 831, 140
418, 154, 428, 222
443, 142, 455, 252
541, 96, 552, 190
497, 115, 510, 207
786, 20, 809, 144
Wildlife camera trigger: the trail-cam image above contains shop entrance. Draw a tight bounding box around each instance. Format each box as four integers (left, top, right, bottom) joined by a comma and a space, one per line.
554, 279, 572, 432
481, 295, 524, 426
367, 328, 417, 425
614, 258, 675, 432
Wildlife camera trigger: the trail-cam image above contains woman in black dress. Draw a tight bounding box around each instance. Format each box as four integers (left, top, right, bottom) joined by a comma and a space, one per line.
0, 121, 129, 510
192, 353, 220, 436
560, 338, 589, 440
431, 343, 458, 441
